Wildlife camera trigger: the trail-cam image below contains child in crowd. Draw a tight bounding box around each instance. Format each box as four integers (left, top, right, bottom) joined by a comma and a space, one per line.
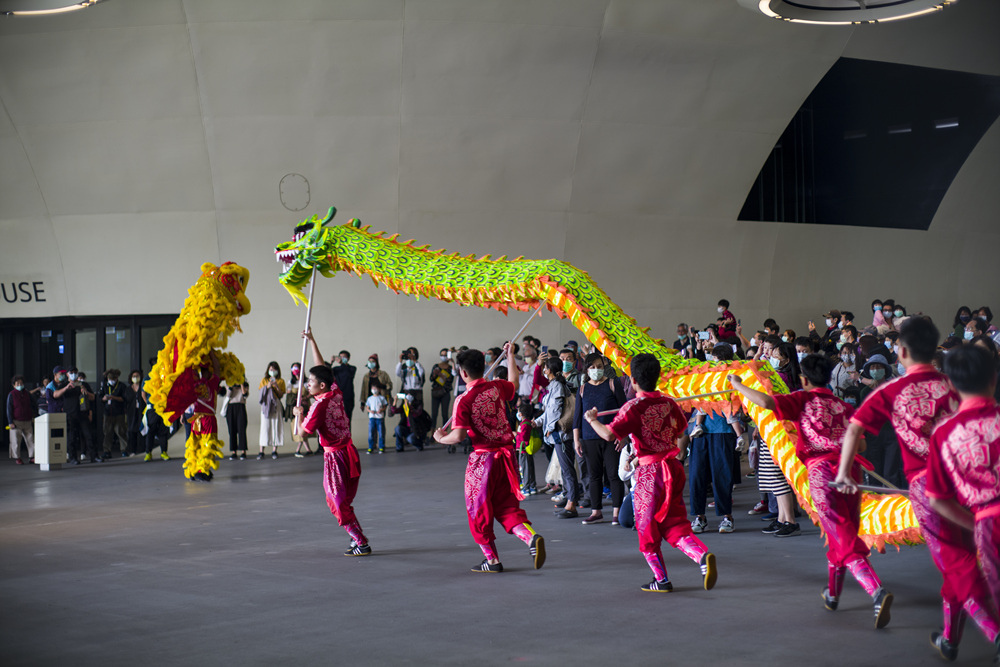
729, 356, 894, 628
926, 344, 1000, 662
364, 382, 388, 454
586, 353, 717, 593
837, 319, 998, 658
434, 343, 546, 573
299, 330, 371, 556
515, 402, 537, 495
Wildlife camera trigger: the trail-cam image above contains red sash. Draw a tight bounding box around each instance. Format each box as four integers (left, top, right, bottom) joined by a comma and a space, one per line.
475, 446, 525, 501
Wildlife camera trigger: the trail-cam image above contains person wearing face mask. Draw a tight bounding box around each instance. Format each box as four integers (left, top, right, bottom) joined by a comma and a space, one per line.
716, 299, 737, 342
808, 309, 841, 356
395, 348, 426, 404
64, 366, 98, 463
360, 354, 392, 411
573, 352, 628, 525
257, 362, 286, 460
951, 306, 972, 339
781, 329, 796, 346
100, 369, 130, 459
126, 369, 148, 458
831, 345, 858, 403
430, 348, 455, 430
878, 300, 897, 335
794, 337, 814, 365
331, 350, 357, 419
856, 355, 904, 489
891, 305, 908, 330
974, 306, 1000, 345
284, 363, 303, 423
559, 349, 581, 392
872, 300, 886, 329
7, 375, 35, 464
517, 342, 541, 404
673, 323, 695, 360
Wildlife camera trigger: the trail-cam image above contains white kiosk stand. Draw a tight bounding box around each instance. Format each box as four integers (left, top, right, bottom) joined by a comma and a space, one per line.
34, 412, 67, 471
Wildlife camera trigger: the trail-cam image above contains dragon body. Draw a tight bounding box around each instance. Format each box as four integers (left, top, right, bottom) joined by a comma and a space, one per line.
146, 261, 250, 479
275, 208, 920, 549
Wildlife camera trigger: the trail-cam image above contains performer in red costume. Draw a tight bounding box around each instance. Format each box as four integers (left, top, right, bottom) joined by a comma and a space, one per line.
164, 350, 222, 482
586, 353, 717, 593
926, 344, 1000, 663
836, 319, 997, 659
297, 331, 371, 556
730, 355, 894, 629
434, 342, 545, 573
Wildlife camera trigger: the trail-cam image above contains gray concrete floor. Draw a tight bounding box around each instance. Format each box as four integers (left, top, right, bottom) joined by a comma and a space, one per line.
1, 444, 995, 666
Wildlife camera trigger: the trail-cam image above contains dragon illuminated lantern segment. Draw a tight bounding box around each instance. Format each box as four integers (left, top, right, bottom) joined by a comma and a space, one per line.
275, 207, 923, 550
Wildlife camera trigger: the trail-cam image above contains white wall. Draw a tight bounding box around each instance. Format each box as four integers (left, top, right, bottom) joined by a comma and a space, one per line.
2, 0, 999, 437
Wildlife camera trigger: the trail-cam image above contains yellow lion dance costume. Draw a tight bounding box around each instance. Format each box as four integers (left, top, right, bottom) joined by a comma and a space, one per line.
146, 262, 250, 480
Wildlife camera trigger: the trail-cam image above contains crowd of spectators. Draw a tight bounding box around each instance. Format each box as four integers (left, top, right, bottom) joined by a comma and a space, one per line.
7, 298, 999, 543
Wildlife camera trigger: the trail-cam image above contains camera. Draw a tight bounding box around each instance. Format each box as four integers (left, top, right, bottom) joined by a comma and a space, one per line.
401, 350, 409, 358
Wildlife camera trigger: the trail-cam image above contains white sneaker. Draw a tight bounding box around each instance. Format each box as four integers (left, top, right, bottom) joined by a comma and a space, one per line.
691, 517, 707, 534
718, 517, 734, 533
690, 425, 705, 438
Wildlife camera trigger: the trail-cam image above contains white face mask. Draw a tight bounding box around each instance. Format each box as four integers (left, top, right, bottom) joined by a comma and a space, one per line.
825, 319, 833, 328
406, 359, 414, 368
268, 370, 278, 378
440, 355, 447, 363
108, 379, 116, 385
14, 384, 24, 391
371, 389, 378, 396
717, 306, 725, 313
68, 373, 78, 381
837, 321, 844, 329
884, 340, 892, 349
796, 352, 808, 362
367, 361, 376, 369
768, 357, 781, 369
781, 336, 789, 343
704, 354, 716, 362
588, 368, 604, 381
132, 376, 141, 384
964, 330, 975, 340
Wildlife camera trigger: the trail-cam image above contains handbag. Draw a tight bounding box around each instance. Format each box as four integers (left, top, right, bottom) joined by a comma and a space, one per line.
525, 427, 543, 456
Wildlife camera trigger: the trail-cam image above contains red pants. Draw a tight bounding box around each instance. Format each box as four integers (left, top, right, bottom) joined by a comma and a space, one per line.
976, 513, 1000, 608
323, 446, 361, 527
633, 458, 694, 553
465, 448, 529, 544
807, 460, 871, 567
910, 474, 988, 604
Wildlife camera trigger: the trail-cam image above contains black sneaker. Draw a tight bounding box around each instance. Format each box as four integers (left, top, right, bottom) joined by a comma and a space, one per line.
556, 509, 579, 519
529, 534, 546, 570
641, 579, 673, 593
700, 552, 717, 591
256, 453, 264, 460
228, 454, 237, 460
761, 519, 782, 534
271, 452, 278, 460
930, 631, 958, 661
774, 522, 801, 538
471, 559, 503, 573
873, 588, 893, 629
239, 454, 246, 460
821, 587, 839, 611
67, 458, 79, 466
191, 472, 212, 483
344, 543, 372, 557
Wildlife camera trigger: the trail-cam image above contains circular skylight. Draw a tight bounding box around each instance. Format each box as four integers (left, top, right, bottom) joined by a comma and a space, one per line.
738, 0, 959, 25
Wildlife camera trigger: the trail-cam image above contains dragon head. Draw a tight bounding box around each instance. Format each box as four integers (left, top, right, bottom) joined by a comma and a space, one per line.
275, 206, 365, 304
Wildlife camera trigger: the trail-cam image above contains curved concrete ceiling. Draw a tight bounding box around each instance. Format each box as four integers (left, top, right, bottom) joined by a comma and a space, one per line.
0, 1, 997, 335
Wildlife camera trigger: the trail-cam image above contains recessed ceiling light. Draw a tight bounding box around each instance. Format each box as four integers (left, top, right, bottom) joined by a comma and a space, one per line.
1, 0, 105, 17
737, 0, 959, 26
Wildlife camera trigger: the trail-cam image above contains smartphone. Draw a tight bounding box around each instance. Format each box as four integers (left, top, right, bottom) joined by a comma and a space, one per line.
698, 331, 710, 340
541, 345, 548, 354
397, 393, 407, 400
